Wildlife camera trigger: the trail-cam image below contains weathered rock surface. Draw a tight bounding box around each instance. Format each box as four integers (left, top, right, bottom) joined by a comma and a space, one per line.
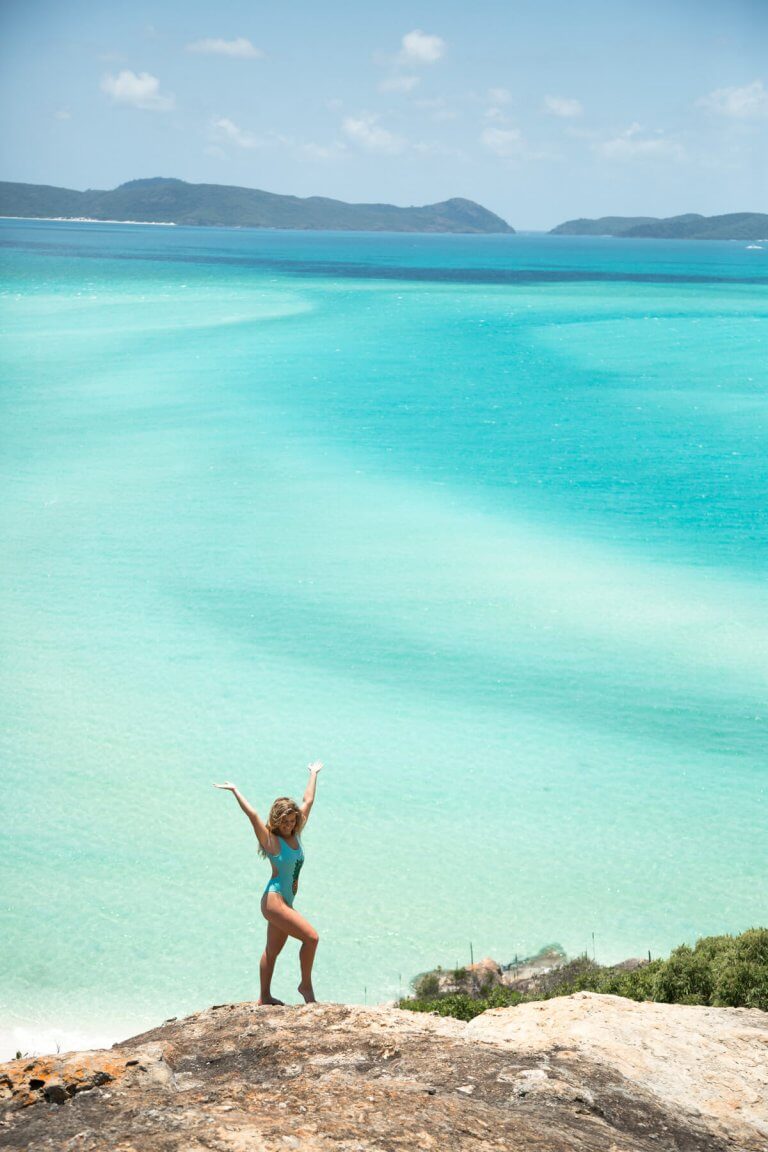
467, 992, 768, 1150
1, 994, 766, 1151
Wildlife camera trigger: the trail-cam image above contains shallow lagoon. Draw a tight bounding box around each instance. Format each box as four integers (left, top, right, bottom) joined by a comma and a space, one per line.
1, 220, 766, 1056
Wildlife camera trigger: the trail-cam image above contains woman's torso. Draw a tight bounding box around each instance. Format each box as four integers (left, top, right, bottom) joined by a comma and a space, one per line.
264, 835, 304, 905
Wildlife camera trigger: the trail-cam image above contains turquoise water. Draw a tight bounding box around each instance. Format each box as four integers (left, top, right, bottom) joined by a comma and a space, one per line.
1, 220, 766, 1057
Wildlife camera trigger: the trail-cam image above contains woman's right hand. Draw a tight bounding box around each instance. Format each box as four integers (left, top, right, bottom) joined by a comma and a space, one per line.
213, 782, 237, 792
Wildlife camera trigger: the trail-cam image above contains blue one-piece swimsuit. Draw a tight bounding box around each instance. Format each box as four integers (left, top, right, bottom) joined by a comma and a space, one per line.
264, 835, 304, 908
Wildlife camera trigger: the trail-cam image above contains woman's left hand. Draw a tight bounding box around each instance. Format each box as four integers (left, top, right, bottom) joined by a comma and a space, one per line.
308, 760, 323, 774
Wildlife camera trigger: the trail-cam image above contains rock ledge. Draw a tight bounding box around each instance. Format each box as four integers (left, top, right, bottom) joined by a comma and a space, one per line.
1, 993, 766, 1151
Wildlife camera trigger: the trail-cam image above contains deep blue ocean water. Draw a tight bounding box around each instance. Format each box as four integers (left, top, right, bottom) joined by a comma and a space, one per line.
1, 219, 766, 1056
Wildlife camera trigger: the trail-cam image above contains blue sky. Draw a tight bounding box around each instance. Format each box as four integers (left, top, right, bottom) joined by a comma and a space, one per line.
1, 0, 766, 228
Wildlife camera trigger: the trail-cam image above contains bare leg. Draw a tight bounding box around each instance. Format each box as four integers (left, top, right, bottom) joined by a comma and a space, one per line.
261, 893, 319, 1004
298, 938, 318, 1003
259, 920, 288, 1005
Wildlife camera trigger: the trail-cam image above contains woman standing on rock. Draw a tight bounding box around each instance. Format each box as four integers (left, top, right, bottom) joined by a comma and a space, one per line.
214, 762, 323, 1005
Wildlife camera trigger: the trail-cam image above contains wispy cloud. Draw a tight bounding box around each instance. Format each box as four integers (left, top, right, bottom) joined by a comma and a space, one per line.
298, 140, 347, 162
400, 29, 445, 64
212, 116, 262, 148
597, 123, 684, 161
342, 115, 406, 154
544, 95, 583, 118
412, 140, 467, 160
414, 96, 456, 122
206, 123, 346, 163
186, 37, 264, 59
482, 88, 513, 123
379, 75, 420, 94
267, 131, 347, 162
480, 125, 524, 158
697, 79, 768, 119
101, 70, 175, 111
54, 108, 71, 120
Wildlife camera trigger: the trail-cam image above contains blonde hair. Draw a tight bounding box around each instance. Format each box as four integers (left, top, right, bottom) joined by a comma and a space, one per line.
258, 797, 304, 858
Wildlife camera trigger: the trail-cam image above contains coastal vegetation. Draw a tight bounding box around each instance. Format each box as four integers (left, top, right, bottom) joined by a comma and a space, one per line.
4, 181, 766, 239
550, 212, 768, 240
0, 177, 514, 233
400, 928, 768, 1021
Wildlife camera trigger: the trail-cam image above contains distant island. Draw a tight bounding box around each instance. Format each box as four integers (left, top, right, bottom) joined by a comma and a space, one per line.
0, 177, 514, 234
551, 212, 768, 241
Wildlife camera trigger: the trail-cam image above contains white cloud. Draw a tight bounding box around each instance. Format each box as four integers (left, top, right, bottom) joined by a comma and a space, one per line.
379, 75, 420, 94
342, 115, 406, 154
480, 125, 524, 158
54, 108, 71, 120
101, 70, 174, 111
209, 123, 345, 162
483, 89, 513, 123
697, 79, 768, 119
544, 95, 583, 118
212, 116, 261, 149
277, 132, 349, 162
186, 37, 264, 59
401, 29, 445, 64
597, 123, 684, 161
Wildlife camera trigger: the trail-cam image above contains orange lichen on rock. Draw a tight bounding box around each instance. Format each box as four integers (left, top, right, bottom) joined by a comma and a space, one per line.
0, 1050, 131, 1109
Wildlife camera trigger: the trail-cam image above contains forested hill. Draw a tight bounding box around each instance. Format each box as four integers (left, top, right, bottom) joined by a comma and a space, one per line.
551, 212, 768, 240
0, 177, 514, 234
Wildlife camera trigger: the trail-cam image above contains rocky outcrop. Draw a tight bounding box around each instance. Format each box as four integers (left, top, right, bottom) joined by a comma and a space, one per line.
1, 994, 766, 1151
467, 991, 768, 1149
423, 946, 569, 997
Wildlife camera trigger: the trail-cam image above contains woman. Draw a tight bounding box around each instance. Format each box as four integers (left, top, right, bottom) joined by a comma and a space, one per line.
214, 761, 323, 1005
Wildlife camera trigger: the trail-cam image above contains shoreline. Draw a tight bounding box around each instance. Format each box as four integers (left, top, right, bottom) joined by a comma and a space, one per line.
0, 215, 177, 226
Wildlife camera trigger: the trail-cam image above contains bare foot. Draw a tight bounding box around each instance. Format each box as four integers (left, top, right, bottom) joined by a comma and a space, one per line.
257, 996, 285, 1006
297, 983, 317, 1004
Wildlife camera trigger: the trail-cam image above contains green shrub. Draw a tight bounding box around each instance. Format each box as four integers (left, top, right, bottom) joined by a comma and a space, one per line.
399, 929, 767, 1020
711, 928, 768, 1010
651, 930, 768, 1010
402, 994, 485, 1022
601, 960, 665, 1001
399, 986, 523, 1022
412, 971, 441, 999
536, 956, 605, 998
652, 943, 714, 1005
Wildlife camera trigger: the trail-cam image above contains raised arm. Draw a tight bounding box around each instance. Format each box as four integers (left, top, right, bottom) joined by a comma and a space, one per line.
214, 782, 277, 855
300, 761, 323, 826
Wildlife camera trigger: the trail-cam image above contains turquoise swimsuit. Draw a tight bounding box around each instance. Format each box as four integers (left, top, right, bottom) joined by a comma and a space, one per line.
263, 835, 304, 908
